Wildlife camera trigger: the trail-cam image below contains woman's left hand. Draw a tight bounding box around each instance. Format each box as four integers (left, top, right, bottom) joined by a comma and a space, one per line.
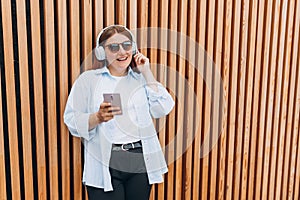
133, 52, 150, 73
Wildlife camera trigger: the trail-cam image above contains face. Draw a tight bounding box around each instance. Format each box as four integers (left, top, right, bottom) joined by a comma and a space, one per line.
104, 33, 133, 75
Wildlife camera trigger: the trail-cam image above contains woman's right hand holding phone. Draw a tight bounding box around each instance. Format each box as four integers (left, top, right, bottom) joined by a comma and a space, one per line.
88, 102, 121, 130
97, 102, 121, 122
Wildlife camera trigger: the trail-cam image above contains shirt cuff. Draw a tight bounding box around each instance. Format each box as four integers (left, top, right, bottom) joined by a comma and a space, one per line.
74, 112, 94, 140
146, 84, 168, 102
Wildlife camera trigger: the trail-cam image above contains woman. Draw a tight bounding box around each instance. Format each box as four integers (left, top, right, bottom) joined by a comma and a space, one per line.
64, 25, 174, 200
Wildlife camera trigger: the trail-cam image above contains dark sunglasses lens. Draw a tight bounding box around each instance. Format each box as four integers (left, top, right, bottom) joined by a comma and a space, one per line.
108, 44, 120, 52
121, 41, 133, 51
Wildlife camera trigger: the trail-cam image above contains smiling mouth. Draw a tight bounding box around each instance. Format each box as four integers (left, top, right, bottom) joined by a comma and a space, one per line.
117, 57, 128, 61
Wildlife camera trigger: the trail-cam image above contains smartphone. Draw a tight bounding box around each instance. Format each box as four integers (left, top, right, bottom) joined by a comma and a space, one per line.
103, 93, 122, 115
130, 53, 140, 73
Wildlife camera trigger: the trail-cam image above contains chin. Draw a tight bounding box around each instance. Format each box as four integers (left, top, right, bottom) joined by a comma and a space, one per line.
119, 62, 131, 68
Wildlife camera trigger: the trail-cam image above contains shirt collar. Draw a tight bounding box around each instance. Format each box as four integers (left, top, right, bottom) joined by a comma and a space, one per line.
94, 66, 140, 80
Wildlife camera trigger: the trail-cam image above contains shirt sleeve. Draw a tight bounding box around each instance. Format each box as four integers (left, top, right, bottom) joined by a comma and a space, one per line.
145, 83, 175, 118
63, 75, 96, 141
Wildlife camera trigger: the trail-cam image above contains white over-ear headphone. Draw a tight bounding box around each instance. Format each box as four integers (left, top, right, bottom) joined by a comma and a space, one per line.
94, 25, 138, 61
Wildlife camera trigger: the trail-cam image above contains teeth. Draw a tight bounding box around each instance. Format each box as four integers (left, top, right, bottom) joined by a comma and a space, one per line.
117, 57, 127, 61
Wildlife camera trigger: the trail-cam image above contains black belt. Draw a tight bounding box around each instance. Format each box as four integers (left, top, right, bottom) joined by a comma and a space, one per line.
112, 141, 142, 151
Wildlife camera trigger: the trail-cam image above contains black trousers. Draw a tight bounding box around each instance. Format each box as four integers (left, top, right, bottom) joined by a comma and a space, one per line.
86, 147, 152, 200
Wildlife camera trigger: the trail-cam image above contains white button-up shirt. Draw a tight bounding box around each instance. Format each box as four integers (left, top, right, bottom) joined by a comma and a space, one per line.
64, 67, 175, 191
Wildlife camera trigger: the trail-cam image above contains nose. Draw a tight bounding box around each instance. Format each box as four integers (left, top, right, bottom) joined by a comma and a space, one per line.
119, 45, 128, 54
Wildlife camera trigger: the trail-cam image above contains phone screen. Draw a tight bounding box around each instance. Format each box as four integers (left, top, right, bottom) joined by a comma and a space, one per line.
103, 93, 122, 115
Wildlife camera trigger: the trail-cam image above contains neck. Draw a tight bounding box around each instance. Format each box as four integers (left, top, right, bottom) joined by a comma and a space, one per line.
108, 66, 128, 76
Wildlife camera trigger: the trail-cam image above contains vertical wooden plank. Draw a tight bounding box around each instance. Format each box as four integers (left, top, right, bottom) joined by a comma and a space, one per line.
94, 0, 104, 42
213, 1, 227, 199
43, 0, 59, 198
209, 0, 222, 198
206, 0, 216, 199
254, 0, 273, 198
30, 0, 47, 198
57, 0, 70, 199
104, 0, 115, 26
175, 1, 187, 199
236, 0, 250, 199
294, 119, 300, 199
247, 0, 265, 199
157, 0, 167, 199
148, 2, 158, 200
279, 0, 296, 198
287, 1, 300, 197
260, 0, 280, 198
167, 0, 178, 199
262, 0, 281, 198
184, 0, 196, 199
273, 0, 291, 198
69, 0, 82, 199
1, 0, 21, 199
217, 0, 232, 198
137, 0, 148, 56
294, 12, 300, 199
288, 89, 300, 196
203, 1, 215, 198
197, 0, 207, 199
226, 0, 241, 198
0, 66, 7, 200
81, 0, 93, 71
232, 0, 248, 199
240, 0, 258, 199
15, 0, 34, 199
148, 1, 158, 80
116, 0, 127, 25
191, 0, 204, 198
127, 0, 137, 29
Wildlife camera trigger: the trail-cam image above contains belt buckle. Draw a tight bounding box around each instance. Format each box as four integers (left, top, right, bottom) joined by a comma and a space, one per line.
121, 142, 134, 151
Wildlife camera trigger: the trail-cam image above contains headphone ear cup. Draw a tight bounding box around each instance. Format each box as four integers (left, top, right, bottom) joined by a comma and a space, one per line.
95, 46, 105, 60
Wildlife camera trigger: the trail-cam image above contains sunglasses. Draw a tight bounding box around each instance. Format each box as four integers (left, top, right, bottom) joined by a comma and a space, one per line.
105, 41, 133, 53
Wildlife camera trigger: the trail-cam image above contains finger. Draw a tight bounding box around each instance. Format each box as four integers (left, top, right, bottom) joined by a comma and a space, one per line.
100, 102, 111, 108
107, 106, 121, 112
134, 52, 142, 57
102, 112, 114, 119
137, 55, 148, 64
110, 110, 122, 115
134, 53, 144, 60
103, 110, 121, 120
134, 54, 141, 63
135, 55, 144, 65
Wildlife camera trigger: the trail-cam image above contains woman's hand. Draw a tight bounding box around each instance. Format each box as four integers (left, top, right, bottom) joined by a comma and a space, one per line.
96, 102, 121, 123
133, 52, 150, 73
134, 52, 159, 92
89, 102, 121, 130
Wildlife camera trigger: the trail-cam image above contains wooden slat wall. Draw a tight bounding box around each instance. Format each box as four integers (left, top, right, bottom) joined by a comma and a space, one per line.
1, 0, 300, 199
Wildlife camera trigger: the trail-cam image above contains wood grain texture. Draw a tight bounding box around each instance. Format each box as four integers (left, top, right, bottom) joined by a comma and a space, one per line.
1, 0, 300, 199
16, 0, 34, 199
29, 0, 47, 198
43, 0, 59, 198
1, 0, 21, 199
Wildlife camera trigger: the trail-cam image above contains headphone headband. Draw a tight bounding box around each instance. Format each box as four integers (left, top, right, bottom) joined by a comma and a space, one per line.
94, 25, 137, 60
